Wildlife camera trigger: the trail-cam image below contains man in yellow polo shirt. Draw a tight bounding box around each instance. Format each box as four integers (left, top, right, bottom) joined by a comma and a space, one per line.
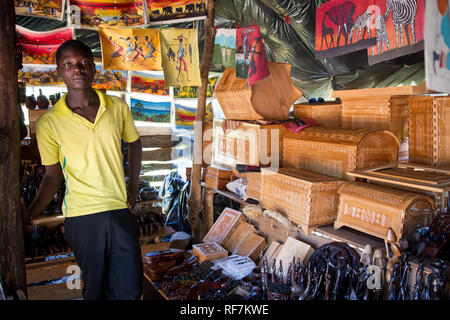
28, 40, 143, 300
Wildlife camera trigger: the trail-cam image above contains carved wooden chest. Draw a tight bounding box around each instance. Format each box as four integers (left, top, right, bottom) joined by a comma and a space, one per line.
334, 182, 435, 240
260, 167, 346, 234
282, 127, 399, 180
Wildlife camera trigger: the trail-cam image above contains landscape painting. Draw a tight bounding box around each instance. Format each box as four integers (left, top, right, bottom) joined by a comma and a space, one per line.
18, 65, 64, 86
130, 98, 171, 122
173, 76, 218, 98
15, 0, 66, 20
212, 28, 236, 70
92, 64, 128, 91
68, 0, 147, 29
149, 0, 207, 24
131, 72, 169, 95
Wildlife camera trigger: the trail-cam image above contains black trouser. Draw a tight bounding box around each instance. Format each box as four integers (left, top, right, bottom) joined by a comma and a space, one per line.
64, 209, 143, 300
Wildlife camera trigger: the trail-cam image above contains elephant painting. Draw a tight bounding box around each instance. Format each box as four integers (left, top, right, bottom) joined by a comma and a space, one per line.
327, 1, 356, 46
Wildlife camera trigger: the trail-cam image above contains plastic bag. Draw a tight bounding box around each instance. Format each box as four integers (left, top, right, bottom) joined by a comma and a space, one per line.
158, 171, 191, 233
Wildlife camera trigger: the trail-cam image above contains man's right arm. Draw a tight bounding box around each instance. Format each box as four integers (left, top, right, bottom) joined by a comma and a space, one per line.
28, 163, 63, 219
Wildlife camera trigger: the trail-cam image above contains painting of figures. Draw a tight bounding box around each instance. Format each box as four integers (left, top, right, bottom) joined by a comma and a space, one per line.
98, 27, 162, 71
92, 64, 128, 91
68, 0, 147, 29
160, 28, 201, 87
425, 0, 450, 93
212, 28, 236, 71
16, 26, 74, 65
131, 72, 169, 95
149, 0, 207, 24
18, 65, 64, 86
15, 0, 66, 20
315, 0, 377, 59
130, 98, 171, 122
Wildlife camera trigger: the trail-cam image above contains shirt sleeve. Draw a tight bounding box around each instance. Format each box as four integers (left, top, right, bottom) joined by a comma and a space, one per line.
120, 99, 140, 143
36, 116, 60, 166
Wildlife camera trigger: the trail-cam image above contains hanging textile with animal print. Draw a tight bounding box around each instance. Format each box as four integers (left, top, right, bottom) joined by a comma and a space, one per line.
368, 0, 425, 65
148, 0, 207, 25
315, 0, 377, 59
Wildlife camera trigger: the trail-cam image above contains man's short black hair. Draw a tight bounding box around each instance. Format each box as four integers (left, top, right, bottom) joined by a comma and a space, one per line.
55, 40, 94, 66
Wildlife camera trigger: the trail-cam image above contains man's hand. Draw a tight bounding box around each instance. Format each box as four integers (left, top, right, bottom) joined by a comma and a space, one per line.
127, 138, 142, 211
127, 189, 138, 211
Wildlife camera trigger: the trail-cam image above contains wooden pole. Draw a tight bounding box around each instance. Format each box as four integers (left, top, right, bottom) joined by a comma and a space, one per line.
188, 0, 216, 243
0, 0, 27, 299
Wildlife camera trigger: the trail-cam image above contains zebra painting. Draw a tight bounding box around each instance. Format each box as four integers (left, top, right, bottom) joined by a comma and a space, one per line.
349, 9, 372, 43
372, 14, 390, 56
384, 0, 418, 48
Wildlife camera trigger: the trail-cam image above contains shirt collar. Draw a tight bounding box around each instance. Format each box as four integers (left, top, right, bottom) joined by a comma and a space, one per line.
54, 89, 113, 118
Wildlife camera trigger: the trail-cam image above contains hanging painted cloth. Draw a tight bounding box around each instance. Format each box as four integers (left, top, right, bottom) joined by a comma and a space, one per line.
212, 28, 236, 70
148, 0, 207, 25
130, 98, 171, 123
98, 27, 162, 71
16, 0, 65, 21
68, 0, 147, 29
236, 25, 270, 86
368, 0, 425, 65
315, 0, 377, 59
174, 103, 197, 131
16, 25, 74, 65
425, 0, 450, 93
160, 28, 201, 87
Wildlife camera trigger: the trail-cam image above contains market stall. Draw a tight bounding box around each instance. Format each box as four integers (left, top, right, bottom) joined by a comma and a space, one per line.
0, 0, 449, 302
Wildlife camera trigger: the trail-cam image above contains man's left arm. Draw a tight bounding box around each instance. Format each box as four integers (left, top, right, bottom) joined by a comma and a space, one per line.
127, 138, 142, 210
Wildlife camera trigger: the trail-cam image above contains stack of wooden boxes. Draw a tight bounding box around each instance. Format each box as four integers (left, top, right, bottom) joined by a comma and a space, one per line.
212, 63, 437, 241
195, 207, 267, 263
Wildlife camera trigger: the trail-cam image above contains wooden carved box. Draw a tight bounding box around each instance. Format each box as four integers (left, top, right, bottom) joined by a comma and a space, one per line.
408, 96, 450, 166
331, 84, 428, 140
282, 127, 399, 180
214, 62, 302, 120
260, 167, 346, 234
203, 207, 243, 246
192, 242, 228, 263
293, 101, 342, 128
212, 119, 288, 169
334, 182, 436, 240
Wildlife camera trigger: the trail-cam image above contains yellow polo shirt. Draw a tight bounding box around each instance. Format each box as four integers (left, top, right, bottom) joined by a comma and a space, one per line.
36, 89, 139, 218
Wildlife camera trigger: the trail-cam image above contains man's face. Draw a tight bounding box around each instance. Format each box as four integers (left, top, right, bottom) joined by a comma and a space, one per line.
57, 47, 95, 90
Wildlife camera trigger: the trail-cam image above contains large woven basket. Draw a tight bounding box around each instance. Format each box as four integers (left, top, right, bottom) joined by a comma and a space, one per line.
408, 96, 450, 166
334, 182, 435, 240
214, 62, 302, 120
282, 127, 400, 180
260, 167, 346, 234
212, 119, 289, 169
